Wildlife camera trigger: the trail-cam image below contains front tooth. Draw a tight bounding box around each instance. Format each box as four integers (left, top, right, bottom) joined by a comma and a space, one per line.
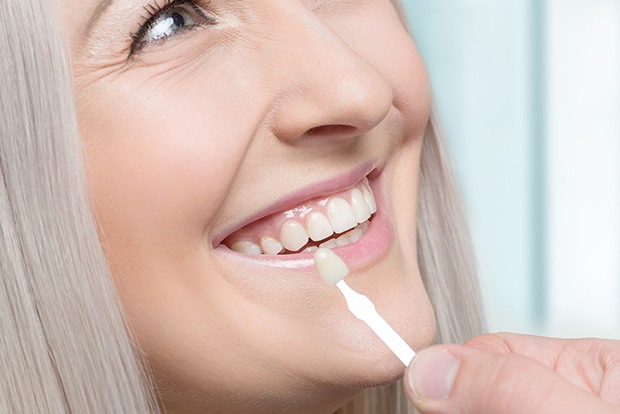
280, 220, 309, 252
260, 236, 284, 255
362, 186, 377, 214
306, 212, 334, 242
347, 227, 363, 243
319, 239, 337, 249
350, 188, 371, 223
230, 240, 263, 255
335, 227, 363, 247
359, 221, 369, 233
335, 233, 351, 247
303, 246, 319, 253
326, 197, 357, 234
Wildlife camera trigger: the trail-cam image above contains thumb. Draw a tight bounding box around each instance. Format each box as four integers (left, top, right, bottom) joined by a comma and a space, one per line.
403, 345, 617, 414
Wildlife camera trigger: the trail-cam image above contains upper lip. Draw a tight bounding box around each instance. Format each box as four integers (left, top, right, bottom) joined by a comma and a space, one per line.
212, 160, 380, 247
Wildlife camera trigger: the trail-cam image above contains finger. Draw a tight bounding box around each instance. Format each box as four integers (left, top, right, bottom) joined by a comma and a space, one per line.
404, 345, 619, 414
465, 332, 588, 365
466, 333, 620, 405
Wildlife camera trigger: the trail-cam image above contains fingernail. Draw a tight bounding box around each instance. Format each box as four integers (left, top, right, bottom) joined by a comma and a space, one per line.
408, 348, 460, 401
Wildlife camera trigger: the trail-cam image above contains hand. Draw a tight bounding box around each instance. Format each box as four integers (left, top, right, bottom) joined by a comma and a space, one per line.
404, 333, 620, 414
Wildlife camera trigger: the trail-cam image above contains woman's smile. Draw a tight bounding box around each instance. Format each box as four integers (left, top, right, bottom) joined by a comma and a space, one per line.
215, 164, 393, 273
219, 170, 378, 255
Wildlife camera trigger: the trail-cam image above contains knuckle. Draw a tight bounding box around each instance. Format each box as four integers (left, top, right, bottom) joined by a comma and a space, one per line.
465, 333, 512, 354
596, 340, 620, 404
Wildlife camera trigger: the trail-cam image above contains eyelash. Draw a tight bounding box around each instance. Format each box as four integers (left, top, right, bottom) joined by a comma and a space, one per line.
129, 0, 214, 56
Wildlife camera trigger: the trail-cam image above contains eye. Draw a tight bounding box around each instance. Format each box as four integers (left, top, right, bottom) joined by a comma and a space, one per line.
130, 0, 214, 55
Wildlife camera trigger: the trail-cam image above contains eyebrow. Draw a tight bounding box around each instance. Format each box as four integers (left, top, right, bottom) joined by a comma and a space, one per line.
83, 0, 114, 37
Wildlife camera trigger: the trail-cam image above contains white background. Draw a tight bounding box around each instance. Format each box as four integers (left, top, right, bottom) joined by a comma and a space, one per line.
404, 0, 620, 338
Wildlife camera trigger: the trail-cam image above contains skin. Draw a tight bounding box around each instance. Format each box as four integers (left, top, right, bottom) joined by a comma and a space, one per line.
405, 333, 620, 414
59, 1, 435, 413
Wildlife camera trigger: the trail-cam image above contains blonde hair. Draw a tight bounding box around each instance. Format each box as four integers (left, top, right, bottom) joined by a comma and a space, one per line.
0, 0, 483, 413
0, 0, 159, 412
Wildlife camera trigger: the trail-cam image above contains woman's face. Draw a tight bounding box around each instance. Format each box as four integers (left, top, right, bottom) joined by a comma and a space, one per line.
61, 0, 435, 412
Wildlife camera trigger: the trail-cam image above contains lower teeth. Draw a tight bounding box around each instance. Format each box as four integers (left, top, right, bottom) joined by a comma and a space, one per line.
280, 220, 370, 255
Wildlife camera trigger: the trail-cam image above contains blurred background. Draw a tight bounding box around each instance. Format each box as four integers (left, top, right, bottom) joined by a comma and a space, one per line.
403, 0, 620, 338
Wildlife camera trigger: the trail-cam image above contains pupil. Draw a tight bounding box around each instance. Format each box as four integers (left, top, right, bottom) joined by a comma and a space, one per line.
171, 13, 186, 27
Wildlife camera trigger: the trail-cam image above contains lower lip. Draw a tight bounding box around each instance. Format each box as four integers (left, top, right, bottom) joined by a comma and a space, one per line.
213, 182, 393, 275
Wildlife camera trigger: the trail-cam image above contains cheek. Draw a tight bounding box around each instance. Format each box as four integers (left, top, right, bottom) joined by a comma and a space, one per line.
80, 76, 255, 246
374, 33, 431, 131
76, 71, 265, 351
75, 75, 269, 395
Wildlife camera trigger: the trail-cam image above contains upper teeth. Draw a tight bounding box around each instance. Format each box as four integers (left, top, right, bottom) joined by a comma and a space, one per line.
226, 178, 377, 255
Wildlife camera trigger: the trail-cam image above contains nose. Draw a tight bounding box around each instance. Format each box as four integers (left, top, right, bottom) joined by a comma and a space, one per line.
267, 7, 394, 143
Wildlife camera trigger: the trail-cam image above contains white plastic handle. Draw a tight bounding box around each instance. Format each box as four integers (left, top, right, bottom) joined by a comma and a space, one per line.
336, 280, 415, 366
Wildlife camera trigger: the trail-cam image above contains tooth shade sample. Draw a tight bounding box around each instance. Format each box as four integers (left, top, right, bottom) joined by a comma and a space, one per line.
350, 188, 371, 223
313, 248, 350, 285
327, 197, 358, 233
280, 220, 309, 252
230, 240, 263, 255
260, 236, 284, 255
306, 212, 334, 242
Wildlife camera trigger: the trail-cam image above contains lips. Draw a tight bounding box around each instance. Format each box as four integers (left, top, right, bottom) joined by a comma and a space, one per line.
222, 177, 378, 255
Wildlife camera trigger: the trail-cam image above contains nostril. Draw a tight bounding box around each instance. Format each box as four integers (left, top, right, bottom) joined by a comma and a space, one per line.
306, 124, 357, 137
